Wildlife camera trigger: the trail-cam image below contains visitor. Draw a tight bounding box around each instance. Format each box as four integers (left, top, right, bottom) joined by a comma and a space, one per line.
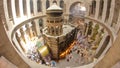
67, 58, 69, 62
50, 60, 56, 67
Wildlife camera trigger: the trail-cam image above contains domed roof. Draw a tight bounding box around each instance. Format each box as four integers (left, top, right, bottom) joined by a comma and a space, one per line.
47, 3, 62, 11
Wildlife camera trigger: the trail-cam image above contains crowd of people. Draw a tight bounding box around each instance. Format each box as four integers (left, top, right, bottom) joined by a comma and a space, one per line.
25, 30, 95, 67
65, 31, 94, 65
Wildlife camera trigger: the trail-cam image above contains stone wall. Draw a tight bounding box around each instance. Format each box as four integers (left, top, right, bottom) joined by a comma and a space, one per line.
94, 29, 120, 68
0, 17, 29, 68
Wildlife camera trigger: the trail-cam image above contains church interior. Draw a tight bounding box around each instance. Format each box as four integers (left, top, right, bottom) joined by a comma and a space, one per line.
0, 0, 120, 68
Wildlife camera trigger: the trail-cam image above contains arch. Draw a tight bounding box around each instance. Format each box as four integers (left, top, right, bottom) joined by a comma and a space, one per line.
37, 0, 42, 12
60, 0, 64, 8
46, 0, 50, 9
30, 0, 34, 14
15, 0, 20, 17
91, 0, 96, 15
23, 0, 27, 15
105, 0, 112, 21
95, 35, 110, 58
69, 2, 86, 19
53, 0, 57, 4
51, 27, 54, 34
87, 21, 93, 36
98, 0, 104, 18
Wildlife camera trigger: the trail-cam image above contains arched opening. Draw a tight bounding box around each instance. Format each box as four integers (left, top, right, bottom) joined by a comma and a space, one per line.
91, 0, 96, 16
95, 35, 110, 58
87, 21, 93, 36
37, 0, 42, 12
53, 0, 57, 4
23, 0, 27, 15
60, 0, 64, 8
30, 0, 34, 14
98, 0, 104, 19
46, 0, 50, 9
15, 0, 20, 17
38, 19, 43, 33
69, 2, 86, 20
105, 0, 112, 22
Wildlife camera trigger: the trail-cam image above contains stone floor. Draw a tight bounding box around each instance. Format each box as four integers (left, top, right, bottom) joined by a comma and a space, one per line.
0, 56, 17, 68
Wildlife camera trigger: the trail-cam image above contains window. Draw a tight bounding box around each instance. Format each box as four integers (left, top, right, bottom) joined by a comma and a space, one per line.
87, 21, 93, 35
30, 0, 34, 14
46, 0, 50, 9
91, 0, 96, 15
70, 3, 86, 18
98, 0, 104, 18
37, 0, 42, 12
60, 0, 64, 8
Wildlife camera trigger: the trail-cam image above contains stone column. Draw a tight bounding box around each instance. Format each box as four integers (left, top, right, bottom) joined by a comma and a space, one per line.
33, 0, 37, 16
26, 0, 31, 17
20, 28, 26, 44
28, 23, 34, 38
16, 32, 25, 52
114, 11, 120, 34
101, 0, 107, 22
34, 19, 41, 36
11, 0, 16, 23
107, 0, 115, 25
19, 0, 24, 17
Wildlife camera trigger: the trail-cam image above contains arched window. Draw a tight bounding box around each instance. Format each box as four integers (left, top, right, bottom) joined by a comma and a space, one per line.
15, 0, 20, 17
7, 0, 13, 19
37, 0, 42, 12
23, 0, 27, 15
46, 0, 50, 9
69, 3, 86, 19
30, 0, 34, 14
87, 21, 93, 36
39, 19, 43, 27
105, 0, 111, 21
98, 0, 104, 18
51, 27, 54, 34
60, 0, 64, 8
91, 0, 96, 15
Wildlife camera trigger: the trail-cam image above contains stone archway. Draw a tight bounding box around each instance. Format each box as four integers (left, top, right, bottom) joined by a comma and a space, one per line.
69, 2, 86, 22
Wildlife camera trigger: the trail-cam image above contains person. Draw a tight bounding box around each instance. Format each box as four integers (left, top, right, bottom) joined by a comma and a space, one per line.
50, 60, 56, 67
77, 50, 80, 54
67, 58, 69, 62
